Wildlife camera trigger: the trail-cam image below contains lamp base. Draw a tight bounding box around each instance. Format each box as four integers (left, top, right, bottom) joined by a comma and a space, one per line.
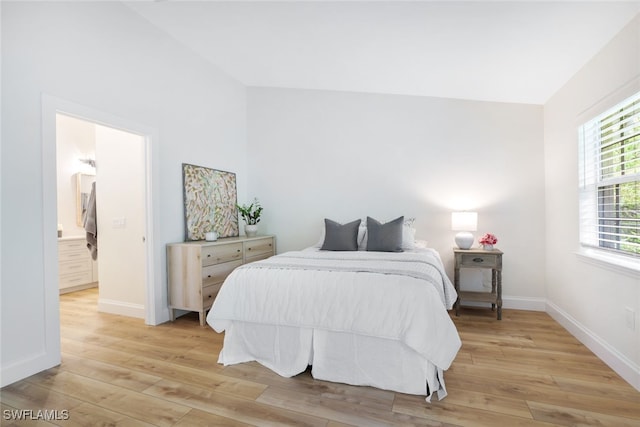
455, 232, 474, 250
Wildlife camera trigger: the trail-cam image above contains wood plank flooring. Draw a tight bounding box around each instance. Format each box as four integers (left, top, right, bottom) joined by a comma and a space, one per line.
1, 288, 639, 426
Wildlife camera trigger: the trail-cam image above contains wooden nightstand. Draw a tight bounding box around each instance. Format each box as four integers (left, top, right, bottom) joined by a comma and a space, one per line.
453, 247, 503, 320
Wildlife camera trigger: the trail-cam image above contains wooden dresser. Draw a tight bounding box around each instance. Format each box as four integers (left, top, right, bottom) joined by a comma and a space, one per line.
58, 236, 98, 294
167, 235, 275, 326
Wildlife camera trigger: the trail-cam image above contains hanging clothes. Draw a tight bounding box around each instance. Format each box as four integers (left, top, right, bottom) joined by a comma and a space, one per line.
84, 181, 98, 260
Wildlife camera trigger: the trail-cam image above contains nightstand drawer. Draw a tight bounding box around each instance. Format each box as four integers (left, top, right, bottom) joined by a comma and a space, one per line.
459, 253, 499, 268
201, 243, 243, 267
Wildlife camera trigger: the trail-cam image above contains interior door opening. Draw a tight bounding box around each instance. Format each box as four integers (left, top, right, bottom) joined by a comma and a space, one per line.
53, 111, 150, 320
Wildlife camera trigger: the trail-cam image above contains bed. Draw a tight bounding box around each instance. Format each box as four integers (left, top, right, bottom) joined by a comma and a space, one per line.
206, 218, 461, 402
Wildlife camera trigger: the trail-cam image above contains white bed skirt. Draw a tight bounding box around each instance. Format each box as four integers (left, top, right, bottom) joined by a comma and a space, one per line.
217, 321, 447, 402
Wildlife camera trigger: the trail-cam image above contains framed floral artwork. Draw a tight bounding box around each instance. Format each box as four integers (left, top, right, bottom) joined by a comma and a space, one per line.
182, 163, 238, 241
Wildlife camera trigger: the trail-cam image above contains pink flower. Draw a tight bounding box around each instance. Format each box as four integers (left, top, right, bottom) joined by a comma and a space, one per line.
479, 233, 498, 245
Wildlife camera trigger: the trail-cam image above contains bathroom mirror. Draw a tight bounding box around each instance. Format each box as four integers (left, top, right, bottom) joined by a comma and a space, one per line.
76, 173, 96, 227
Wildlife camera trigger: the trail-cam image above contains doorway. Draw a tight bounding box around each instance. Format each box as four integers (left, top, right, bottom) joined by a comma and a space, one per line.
42, 95, 158, 330
55, 114, 147, 317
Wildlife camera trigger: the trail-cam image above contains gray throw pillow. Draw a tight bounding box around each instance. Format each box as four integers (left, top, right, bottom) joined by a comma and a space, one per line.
366, 216, 404, 252
320, 218, 361, 251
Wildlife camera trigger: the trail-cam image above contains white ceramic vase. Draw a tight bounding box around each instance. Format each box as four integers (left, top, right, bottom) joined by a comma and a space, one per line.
483, 244, 494, 251
245, 224, 258, 237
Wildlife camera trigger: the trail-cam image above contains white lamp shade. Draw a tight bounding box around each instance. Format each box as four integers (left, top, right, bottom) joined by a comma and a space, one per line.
451, 212, 478, 231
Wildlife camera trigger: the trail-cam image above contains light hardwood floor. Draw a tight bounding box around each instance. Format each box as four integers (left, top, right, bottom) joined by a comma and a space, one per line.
1, 288, 639, 426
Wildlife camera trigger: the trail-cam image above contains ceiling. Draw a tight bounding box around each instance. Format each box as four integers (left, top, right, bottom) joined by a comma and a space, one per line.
124, 1, 640, 105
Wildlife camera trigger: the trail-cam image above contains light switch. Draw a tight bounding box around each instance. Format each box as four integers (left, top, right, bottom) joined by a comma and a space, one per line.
112, 217, 126, 228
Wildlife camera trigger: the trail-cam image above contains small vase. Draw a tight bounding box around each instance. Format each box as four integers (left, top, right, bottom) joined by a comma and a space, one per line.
244, 224, 258, 237
483, 244, 494, 251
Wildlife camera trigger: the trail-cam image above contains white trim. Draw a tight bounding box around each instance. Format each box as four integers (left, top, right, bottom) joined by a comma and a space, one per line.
576, 247, 640, 278
577, 87, 640, 260
576, 76, 640, 125
0, 96, 68, 387
42, 94, 160, 324
0, 351, 53, 388
98, 299, 145, 319
503, 296, 547, 312
546, 301, 640, 392
459, 296, 546, 312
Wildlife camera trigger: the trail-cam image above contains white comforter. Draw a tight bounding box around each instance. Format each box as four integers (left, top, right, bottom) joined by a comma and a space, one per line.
207, 248, 461, 371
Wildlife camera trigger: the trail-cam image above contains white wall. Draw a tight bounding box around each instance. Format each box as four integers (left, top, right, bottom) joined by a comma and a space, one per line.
95, 124, 146, 318
1, 1, 247, 386
247, 88, 545, 304
544, 14, 640, 389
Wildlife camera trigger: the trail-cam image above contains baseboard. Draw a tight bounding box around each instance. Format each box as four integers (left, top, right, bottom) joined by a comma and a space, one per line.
546, 301, 640, 392
460, 296, 546, 312
1, 351, 60, 388
59, 282, 98, 295
98, 298, 145, 319
504, 296, 546, 311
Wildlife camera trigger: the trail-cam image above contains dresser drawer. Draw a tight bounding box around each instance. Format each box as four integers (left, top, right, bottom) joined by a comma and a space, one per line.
201, 243, 243, 267
459, 253, 500, 268
245, 252, 273, 264
202, 260, 242, 287
245, 238, 274, 260
202, 283, 223, 308
58, 238, 94, 292
59, 250, 90, 263
59, 259, 91, 275
59, 239, 87, 254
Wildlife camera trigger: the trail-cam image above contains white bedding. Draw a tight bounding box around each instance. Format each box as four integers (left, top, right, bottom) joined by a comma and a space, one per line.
207, 247, 461, 401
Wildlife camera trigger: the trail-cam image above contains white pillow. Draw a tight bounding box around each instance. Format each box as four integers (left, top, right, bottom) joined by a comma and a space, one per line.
414, 239, 429, 249
402, 225, 416, 249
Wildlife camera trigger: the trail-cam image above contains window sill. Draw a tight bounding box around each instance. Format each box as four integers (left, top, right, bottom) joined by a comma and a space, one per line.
575, 247, 640, 278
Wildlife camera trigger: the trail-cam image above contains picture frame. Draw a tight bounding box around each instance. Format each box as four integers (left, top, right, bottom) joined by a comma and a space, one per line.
182, 163, 238, 241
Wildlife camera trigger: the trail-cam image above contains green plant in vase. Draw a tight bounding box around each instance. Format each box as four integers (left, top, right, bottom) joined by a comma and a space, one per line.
237, 198, 262, 237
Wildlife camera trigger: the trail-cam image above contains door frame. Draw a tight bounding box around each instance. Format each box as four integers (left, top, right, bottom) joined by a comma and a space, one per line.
42, 94, 160, 326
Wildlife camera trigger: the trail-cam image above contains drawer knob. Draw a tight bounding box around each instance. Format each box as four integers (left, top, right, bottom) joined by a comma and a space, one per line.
248, 248, 252, 251
207, 254, 211, 258
473, 257, 484, 263
207, 275, 212, 278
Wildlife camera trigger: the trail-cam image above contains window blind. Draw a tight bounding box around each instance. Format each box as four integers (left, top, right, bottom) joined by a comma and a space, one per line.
578, 91, 640, 257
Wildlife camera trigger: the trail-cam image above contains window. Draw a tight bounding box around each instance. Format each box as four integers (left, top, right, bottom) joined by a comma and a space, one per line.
579, 91, 640, 258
